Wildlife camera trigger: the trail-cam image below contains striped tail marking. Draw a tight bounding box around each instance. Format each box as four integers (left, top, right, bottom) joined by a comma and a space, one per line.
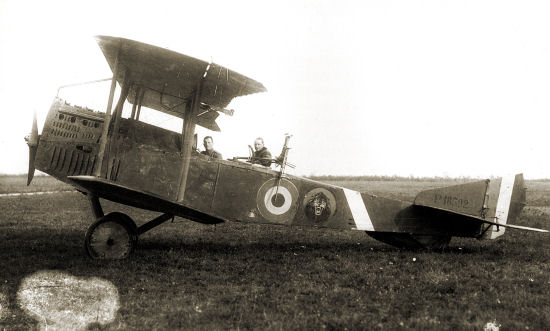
489, 175, 516, 239
343, 188, 375, 231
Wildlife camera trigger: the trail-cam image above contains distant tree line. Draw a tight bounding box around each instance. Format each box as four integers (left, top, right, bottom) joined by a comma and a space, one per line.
305, 175, 485, 182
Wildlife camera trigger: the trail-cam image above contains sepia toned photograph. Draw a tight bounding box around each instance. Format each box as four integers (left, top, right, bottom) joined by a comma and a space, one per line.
1, 1, 549, 329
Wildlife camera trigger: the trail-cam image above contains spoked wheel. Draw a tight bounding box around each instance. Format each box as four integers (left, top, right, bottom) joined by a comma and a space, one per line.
84, 212, 138, 259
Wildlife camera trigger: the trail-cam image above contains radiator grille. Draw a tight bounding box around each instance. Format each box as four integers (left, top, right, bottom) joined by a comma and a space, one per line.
49, 145, 97, 176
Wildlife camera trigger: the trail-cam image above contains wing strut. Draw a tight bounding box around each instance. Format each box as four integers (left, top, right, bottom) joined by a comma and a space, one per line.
95, 49, 120, 177
176, 81, 201, 202
106, 82, 130, 180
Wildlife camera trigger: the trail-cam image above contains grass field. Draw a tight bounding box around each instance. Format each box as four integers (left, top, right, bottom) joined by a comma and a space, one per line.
1, 175, 549, 330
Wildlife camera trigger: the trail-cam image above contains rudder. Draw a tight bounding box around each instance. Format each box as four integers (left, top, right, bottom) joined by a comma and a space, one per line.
482, 174, 526, 239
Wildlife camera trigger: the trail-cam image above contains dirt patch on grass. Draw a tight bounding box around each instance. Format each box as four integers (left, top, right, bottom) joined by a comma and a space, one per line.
17, 270, 119, 330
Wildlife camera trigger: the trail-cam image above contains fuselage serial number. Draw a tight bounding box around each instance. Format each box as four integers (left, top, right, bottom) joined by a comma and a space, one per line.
433, 194, 469, 209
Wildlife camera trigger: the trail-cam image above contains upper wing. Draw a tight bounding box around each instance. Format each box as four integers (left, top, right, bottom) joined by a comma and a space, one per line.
96, 36, 267, 130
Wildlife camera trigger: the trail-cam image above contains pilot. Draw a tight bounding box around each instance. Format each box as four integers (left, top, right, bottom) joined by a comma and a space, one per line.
201, 136, 222, 159
250, 137, 272, 167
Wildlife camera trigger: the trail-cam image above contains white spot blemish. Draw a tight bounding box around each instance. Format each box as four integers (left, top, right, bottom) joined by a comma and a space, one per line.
484, 320, 501, 331
17, 270, 119, 330
0, 292, 8, 320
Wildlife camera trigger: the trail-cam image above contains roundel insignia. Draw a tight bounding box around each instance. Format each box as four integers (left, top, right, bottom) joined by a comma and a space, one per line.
256, 179, 299, 224
303, 188, 336, 223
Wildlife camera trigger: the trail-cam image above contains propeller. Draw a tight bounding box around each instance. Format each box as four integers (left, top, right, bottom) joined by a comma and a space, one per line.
24, 112, 39, 185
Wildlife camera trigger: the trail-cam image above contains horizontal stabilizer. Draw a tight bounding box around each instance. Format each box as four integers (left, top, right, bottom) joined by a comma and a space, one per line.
481, 221, 548, 233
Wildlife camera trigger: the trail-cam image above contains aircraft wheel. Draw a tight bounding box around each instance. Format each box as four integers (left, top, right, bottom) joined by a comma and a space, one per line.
84, 212, 138, 259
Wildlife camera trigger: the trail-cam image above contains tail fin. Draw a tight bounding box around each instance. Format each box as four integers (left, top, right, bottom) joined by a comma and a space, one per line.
414, 174, 528, 239
414, 179, 490, 218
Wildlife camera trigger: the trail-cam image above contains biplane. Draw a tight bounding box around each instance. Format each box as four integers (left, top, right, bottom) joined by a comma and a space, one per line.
25, 36, 547, 259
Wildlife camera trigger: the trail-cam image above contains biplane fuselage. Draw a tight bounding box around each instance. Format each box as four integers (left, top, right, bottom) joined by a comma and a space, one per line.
33, 97, 523, 246
26, 36, 544, 258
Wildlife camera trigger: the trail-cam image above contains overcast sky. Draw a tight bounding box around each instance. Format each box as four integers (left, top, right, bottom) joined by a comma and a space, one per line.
1, 0, 550, 178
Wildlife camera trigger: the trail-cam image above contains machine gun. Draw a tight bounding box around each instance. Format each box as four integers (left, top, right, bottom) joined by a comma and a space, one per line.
273, 134, 293, 204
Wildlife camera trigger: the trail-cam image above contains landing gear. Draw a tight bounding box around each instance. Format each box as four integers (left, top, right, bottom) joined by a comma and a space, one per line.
84, 194, 174, 259
84, 212, 138, 259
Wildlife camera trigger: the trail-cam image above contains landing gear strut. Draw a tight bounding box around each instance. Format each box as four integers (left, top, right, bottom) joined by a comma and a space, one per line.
84, 194, 173, 259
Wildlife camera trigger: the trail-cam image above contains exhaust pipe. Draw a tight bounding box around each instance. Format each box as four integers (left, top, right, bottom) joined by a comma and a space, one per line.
24, 112, 39, 185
